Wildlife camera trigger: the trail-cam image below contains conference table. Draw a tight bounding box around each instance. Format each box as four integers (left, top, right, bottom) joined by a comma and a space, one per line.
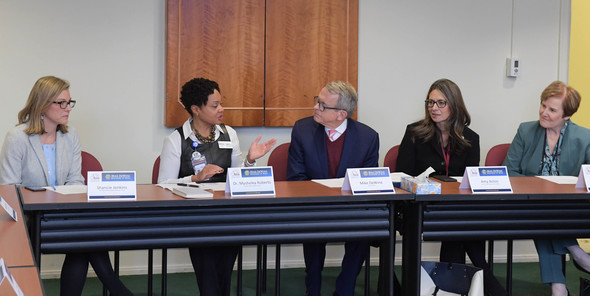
0, 185, 43, 295
19, 181, 411, 296
401, 176, 590, 296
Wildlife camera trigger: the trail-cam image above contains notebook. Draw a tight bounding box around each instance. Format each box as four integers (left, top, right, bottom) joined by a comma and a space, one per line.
172, 186, 213, 199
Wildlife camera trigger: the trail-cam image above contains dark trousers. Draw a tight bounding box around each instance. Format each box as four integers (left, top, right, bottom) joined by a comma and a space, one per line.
303, 241, 370, 296
60, 251, 133, 296
189, 246, 239, 296
440, 240, 508, 296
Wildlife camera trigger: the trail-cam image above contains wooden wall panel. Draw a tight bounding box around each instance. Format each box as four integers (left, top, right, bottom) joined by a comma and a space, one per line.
166, 0, 265, 127
265, 0, 358, 126
166, 0, 358, 127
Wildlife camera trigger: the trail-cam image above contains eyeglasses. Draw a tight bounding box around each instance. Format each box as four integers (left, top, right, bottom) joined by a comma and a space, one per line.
53, 100, 76, 109
425, 99, 447, 108
314, 96, 342, 112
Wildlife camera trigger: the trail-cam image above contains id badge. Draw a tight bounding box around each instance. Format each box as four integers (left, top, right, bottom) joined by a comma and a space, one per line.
218, 141, 232, 149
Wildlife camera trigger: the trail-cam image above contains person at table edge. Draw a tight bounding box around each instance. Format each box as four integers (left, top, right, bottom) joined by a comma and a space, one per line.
0, 76, 133, 296
503, 80, 590, 296
287, 80, 379, 296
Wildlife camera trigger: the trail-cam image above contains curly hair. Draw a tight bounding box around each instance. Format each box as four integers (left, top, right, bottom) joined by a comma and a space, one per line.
180, 78, 220, 116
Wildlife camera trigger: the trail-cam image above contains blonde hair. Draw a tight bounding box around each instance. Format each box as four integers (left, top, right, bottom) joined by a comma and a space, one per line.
18, 76, 70, 135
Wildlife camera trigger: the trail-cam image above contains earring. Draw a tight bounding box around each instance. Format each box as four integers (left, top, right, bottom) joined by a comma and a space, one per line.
41, 114, 45, 120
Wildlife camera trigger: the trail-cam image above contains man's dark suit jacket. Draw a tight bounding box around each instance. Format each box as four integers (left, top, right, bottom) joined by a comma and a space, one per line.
396, 122, 480, 176
287, 116, 379, 180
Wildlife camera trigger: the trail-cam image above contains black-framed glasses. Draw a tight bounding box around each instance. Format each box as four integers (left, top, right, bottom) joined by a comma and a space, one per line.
425, 99, 447, 108
53, 100, 76, 109
314, 96, 342, 112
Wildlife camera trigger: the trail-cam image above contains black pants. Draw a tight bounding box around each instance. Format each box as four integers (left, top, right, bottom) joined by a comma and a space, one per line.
303, 241, 370, 296
189, 246, 239, 296
440, 240, 508, 296
60, 251, 133, 296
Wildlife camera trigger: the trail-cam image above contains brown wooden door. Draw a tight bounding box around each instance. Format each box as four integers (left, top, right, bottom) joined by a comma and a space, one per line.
265, 0, 358, 126
166, 0, 357, 127
166, 0, 265, 127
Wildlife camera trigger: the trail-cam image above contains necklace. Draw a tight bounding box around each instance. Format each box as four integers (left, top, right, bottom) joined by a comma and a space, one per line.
193, 125, 216, 143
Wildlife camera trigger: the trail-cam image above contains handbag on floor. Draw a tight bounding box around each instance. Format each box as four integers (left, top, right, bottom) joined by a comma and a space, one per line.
420, 261, 484, 296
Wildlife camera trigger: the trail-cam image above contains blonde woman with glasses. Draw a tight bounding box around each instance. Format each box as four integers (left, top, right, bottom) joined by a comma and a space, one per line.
0, 76, 133, 296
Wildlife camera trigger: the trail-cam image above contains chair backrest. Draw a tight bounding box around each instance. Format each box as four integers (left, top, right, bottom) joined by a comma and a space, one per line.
484, 143, 511, 166
152, 156, 161, 184
267, 143, 290, 181
383, 145, 400, 172
81, 151, 103, 185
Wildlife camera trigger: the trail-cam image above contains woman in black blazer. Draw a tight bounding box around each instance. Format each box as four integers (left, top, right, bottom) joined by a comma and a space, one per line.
396, 79, 507, 296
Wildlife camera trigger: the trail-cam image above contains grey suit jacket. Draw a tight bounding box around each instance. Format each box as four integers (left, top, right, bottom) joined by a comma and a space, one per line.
503, 120, 590, 176
0, 124, 84, 186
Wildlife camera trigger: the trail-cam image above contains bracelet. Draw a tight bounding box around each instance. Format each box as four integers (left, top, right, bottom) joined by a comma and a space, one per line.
245, 158, 256, 167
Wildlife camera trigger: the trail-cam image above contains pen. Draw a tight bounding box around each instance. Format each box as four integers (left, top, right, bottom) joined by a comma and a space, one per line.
177, 183, 199, 188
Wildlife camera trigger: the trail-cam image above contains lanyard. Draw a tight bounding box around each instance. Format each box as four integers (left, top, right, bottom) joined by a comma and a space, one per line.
441, 142, 451, 176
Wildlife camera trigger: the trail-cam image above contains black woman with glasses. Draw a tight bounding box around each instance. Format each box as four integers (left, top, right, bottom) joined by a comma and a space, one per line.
0, 76, 133, 296
396, 79, 507, 296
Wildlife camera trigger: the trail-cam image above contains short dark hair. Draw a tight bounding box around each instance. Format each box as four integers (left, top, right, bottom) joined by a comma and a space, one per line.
180, 78, 220, 116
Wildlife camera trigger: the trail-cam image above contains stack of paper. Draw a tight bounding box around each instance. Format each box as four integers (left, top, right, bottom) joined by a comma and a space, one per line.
172, 186, 213, 199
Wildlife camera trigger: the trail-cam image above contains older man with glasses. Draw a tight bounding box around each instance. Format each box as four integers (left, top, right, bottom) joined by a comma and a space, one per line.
287, 81, 379, 296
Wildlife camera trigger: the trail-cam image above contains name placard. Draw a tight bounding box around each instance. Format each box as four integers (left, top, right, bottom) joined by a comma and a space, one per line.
225, 166, 276, 197
0, 196, 17, 221
575, 164, 590, 192
342, 167, 395, 195
87, 171, 137, 201
459, 166, 513, 194
0, 258, 24, 296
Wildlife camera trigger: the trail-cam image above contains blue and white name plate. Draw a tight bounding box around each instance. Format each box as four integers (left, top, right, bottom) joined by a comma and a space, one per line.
575, 164, 590, 192
342, 167, 395, 195
225, 166, 276, 197
0, 195, 17, 221
459, 166, 513, 194
87, 171, 137, 201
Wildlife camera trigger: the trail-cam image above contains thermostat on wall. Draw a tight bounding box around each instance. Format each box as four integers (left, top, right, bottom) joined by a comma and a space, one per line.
506, 58, 520, 77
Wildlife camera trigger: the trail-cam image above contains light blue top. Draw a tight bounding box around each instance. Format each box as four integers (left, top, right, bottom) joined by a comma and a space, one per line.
43, 143, 57, 187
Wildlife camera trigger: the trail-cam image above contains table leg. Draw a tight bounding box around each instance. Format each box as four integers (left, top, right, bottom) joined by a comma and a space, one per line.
402, 202, 422, 296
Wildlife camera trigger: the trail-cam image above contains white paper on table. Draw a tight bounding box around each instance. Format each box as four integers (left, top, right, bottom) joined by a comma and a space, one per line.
535, 175, 579, 184
157, 182, 226, 192
156, 184, 175, 190
312, 178, 344, 188
44, 185, 87, 194
199, 182, 226, 191
452, 176, 463, 183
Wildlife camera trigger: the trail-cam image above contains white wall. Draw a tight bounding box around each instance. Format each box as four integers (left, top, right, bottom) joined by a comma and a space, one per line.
0, 0, 570, 278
